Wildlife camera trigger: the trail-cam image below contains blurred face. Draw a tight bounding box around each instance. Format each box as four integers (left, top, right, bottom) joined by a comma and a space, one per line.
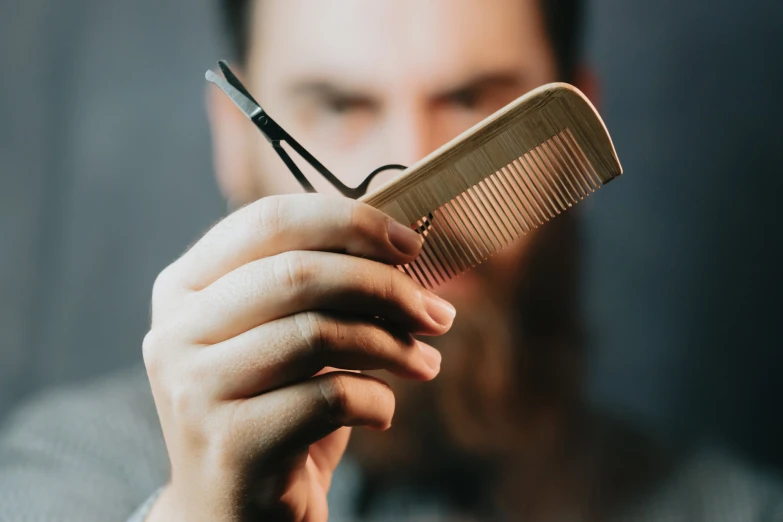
209, 0, 581, 470
248, 0, 555, 188
211, 0, 558, 298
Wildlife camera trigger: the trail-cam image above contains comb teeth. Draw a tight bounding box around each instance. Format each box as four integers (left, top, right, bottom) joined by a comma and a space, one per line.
396, 130, 600, 288
361, 83, 622, 289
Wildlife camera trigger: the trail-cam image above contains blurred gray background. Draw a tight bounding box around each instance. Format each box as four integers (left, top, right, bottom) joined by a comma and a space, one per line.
1, 0, 782, 469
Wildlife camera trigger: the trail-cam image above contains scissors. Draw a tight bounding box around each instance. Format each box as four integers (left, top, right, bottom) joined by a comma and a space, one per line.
206, 60, 407, 199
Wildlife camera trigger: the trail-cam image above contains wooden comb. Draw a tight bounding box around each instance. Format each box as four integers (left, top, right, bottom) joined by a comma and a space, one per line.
359, 83, 622, 289
206, 64, 621, 289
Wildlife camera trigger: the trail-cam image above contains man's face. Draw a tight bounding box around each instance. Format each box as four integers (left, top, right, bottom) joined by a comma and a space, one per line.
212, 0, 559, 300
210, 0, 577, 464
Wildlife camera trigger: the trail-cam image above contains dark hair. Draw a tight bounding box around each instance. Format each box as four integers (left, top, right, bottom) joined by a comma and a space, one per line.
218, 0, 584, 81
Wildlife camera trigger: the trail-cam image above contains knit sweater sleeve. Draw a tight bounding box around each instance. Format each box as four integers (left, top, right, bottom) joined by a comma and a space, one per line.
0, 367, 169, 521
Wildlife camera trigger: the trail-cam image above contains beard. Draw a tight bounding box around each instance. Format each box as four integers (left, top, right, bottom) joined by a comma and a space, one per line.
348, 213, 585, 500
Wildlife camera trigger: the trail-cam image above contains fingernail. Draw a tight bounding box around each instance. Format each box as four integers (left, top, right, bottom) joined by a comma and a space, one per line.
417, 341, 442, 371
424, 294, 456, 328
388, 220, 423, 257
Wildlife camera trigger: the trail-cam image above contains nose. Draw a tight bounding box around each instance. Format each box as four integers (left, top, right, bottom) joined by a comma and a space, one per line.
367, 106, 434, 192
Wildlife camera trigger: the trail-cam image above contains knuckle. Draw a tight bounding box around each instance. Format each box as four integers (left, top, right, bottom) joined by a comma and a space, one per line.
274, 250, 314, 293
318, 373, 351, 422
346, 200, 364, 231
167, 381, 194, 419
351, 323, 378, 356
141, 329, 164, 375
347, 201, 381, 240
169, 382, 212, 454
253, 195, 286, 239
397, 332, 418, 359
142, 327, 193, 391
151, 264, 178, 306
165, 375, 208, 427
373, 264, 400, 303
294, 312, 330, 359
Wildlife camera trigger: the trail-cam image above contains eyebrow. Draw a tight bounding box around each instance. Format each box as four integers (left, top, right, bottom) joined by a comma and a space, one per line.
288, 81, 375, 101
435, 71, 527, 102
285, 70, 528, 103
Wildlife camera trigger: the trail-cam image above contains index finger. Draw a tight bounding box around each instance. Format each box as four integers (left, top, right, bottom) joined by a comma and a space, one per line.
171, 194, 423, 291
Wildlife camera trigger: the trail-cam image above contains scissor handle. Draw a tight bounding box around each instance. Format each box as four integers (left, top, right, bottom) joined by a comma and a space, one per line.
255, 111, 405, 198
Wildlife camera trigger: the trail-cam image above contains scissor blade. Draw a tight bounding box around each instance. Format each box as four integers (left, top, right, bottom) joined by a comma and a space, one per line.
217, 60, 260, 105
205, 69, 261, 119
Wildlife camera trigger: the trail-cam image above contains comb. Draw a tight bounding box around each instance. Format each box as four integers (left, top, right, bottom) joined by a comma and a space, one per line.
358, 83, 622, 289
205, 63, 621, 289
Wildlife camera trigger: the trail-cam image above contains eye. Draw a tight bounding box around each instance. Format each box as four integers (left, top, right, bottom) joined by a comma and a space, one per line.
302, 92, 378, 149
322, 94, 373, 115
446, 87, 483, 110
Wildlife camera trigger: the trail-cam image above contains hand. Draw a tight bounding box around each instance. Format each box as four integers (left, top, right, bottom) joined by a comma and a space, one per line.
142, 194, 456, 522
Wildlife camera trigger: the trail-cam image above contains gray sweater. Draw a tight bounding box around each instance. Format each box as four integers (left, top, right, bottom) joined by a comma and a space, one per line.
0, 367, 781, 521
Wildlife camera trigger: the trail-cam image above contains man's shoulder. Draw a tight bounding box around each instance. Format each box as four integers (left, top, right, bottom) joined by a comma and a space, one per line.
0, 365, 165, 475
3, 365, 158, 437
0, 366, 168, 520
628, 447, 783, 522
594, 414, 783, 521
679, 449, 783, 518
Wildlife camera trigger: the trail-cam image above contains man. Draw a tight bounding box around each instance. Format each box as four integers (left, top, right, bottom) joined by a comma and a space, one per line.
0, 0, 781, 521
